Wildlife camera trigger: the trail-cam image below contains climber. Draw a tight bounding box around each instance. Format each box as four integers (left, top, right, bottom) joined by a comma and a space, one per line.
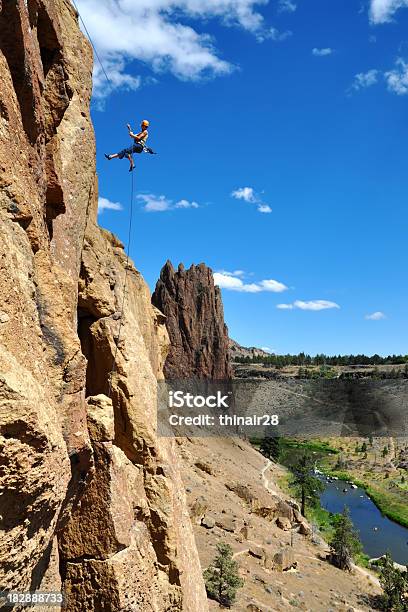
105, 120, 153, 172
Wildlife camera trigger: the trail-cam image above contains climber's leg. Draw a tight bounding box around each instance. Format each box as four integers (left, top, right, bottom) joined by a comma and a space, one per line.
127, 154, 135, 172
105, 145, 137, 169
110, 146, 134, 161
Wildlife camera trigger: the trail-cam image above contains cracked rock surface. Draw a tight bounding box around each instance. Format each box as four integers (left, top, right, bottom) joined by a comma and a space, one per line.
0, 1, 207, 609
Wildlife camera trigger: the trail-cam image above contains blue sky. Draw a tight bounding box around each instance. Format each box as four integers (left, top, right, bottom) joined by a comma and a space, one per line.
77, 0, 408, 356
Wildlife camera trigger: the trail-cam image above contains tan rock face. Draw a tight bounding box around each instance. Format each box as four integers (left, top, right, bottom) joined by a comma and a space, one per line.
0, 1, 207, 610
190, 496, 208, 525
273, 548, 297, 571
248, 545, 264, 559
152, 261, 232, 380
215, 515, 240, 533
276, 516, 292, 531
0, 0, 93, 597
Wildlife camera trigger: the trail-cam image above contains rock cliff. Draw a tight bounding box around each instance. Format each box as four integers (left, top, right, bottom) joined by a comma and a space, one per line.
152, 261, 231, 380
0, 1, 207, 609
229, 339, 271, 362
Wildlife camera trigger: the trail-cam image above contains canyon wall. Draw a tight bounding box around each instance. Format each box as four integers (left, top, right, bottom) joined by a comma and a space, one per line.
0, 1, 207, 609
152, 261, 231, 380
229, 339, 271, 361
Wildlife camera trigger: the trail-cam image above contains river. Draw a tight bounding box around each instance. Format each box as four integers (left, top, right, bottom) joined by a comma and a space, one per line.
319, 477, 408, 565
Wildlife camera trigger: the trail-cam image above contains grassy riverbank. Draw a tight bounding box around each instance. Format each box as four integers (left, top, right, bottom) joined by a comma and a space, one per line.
268, 436, 408, 530
276, 471, 334, 537
252, 434, 408, 563
276, 469, 370, 568
318, 437, 408, 530
319, 466, 408, 529
250, 437, 339, 456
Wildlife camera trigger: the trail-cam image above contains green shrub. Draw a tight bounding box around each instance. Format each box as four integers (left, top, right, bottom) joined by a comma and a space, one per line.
330, 507, 362, 570
379, 552, 408, 611
204, 543, 244, 607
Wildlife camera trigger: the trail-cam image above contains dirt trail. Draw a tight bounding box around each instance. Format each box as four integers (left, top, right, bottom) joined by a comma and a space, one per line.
272, 383, 327, 406
351, 562, 380, 588
260, 459, 277, 494
233, 548, 249, 559
388, 436, 396, 459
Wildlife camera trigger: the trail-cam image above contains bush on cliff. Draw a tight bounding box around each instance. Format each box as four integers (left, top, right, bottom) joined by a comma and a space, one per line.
379, 552, 408, 611
330, 507, 362, 571
204, 542, 244, 607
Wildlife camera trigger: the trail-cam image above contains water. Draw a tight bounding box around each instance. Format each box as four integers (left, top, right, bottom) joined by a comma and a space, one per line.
319, 477, 408, 565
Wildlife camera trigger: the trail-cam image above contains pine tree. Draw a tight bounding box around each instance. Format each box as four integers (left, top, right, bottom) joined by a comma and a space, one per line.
204, 543, 244, 607
330, 507, 362, 570
289, 452, 324, 516
379, 552, 408, 611
260, 429, 281, 461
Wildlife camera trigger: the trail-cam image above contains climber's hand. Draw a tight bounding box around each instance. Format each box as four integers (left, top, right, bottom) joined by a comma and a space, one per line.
127, 123, 131, 131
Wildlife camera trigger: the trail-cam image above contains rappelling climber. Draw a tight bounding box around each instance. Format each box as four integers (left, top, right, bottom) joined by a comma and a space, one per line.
105, 119, 154, 172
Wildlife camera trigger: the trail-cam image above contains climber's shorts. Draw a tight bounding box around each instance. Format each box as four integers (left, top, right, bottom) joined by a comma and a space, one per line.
117, 142, 143, 159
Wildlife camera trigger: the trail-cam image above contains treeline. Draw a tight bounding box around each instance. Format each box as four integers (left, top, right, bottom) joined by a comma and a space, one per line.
234, 352, 408, 367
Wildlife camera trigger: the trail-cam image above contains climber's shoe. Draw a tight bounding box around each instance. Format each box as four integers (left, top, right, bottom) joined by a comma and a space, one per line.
105, 153, 111, 160
129, 164, 135, 172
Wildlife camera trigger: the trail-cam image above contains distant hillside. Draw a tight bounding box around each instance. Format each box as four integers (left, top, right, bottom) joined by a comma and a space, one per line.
229, 338, 271, 361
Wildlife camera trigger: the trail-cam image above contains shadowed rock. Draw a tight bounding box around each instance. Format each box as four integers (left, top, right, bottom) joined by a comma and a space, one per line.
152, 261, 232, 380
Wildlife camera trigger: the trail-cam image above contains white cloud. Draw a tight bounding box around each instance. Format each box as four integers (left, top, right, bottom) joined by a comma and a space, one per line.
231, 187, 257, 202
295, 300, 340, 311
259, 279, 288, 292
176, 199, 199, 209
218, 269, 246, 277
351, 69, 379, 91
278, 0, 297, 13
98, 196, 123, 213
369, 0, 408, 24
350, 61, 408, 96
73, 0, 286, 99
214, 273, 253, 291
385, 58, 408, 94
93, 57, 142, 100
214, 271, 288, 293
231, 186, 272, 213
137, 193, 200, 212
277, 300, 340, 311
312, 47, 334, 57
365, 311, 387, 320
265, 27, 292, 42
137, 194, 172, 212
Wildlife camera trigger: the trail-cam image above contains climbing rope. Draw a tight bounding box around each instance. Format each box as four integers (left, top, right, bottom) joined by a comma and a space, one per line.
71, 0, 112, 88
70, 0, 136, 398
